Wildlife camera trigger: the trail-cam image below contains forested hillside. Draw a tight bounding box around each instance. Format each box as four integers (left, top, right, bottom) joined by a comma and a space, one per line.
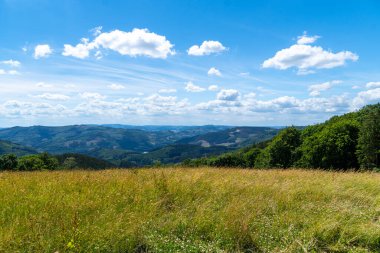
0, 125, 277, 165
0, 140, 37, 156
184, 103, 380, 170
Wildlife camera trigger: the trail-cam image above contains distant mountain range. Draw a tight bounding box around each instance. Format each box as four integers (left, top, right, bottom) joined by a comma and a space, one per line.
0, 125, 280, 167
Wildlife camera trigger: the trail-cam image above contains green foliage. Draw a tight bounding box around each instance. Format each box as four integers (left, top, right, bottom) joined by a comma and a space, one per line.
17, 153, 59, 171
0, 154, 18, 170
267, 127, 301, 168
299, 119, 359, 169
17, 155, 46, 171
356, 104, 380, 169
243, 147, 261, 168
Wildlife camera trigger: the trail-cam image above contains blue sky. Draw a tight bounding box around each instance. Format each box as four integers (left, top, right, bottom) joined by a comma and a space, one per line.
1, 0, 380, 127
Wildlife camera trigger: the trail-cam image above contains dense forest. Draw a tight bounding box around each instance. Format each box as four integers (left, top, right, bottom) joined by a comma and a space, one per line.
183, 103, 380, 170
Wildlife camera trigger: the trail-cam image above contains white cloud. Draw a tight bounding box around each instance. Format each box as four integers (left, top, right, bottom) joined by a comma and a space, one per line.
185, 82, 205, 92
1, 59, 21, 67
262, 35, 358, 73
108, 83, 125, 90
239, 72, 250, 77
308, 80, 342, 96
62, 38, 96, 59
158, 88, 177, 93
207, 67, 222, 77
34, 93, 70, 101
297, 33, 320, 45
0, 69, 5, 75
80, 92, 106, 100
90, 26, 103, 36
366, 82, 380, 89
208, 85, 219, 91
244, 92, 256, 99
217, 89, 240, 101
94, 28, 175, 59
34, 44, 52, 59
352, 88, 380, 110
188, 40, 227, 56
0, 100, 68, 117
63, 28, 175, 59
352, 85, 360, 90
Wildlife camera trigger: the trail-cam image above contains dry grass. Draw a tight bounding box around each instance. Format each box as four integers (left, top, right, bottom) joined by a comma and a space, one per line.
0, 168, 379, 252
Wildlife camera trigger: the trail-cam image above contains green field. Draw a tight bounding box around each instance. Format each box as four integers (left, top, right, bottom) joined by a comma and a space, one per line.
1, 168, 379, 252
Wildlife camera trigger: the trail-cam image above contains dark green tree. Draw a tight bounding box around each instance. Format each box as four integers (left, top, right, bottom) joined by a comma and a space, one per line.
17, 155, 45, 171
356, 105, 380, 169
267, 127, 301, 168
0, 154, 18, 170
300, 119, 359, 169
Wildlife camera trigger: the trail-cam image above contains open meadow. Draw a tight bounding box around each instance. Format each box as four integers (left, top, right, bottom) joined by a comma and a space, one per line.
1, 168, 379, 252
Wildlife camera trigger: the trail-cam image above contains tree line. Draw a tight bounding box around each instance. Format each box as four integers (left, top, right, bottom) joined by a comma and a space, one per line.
0, 153, 114, 171
183, 103, 380, 170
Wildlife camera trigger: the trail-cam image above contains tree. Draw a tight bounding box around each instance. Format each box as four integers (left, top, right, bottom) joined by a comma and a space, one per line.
243, 148, 262, 168
299, 119, 359, 169
260, 127, 301, 168
17, 155, 45, 171
0, 154, 18, 170
356, 105, 380, 169
17, 153, 59, 171
62, 157, 78, 169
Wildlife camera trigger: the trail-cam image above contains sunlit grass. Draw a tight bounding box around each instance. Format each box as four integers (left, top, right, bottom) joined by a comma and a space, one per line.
0, 168, 379, 252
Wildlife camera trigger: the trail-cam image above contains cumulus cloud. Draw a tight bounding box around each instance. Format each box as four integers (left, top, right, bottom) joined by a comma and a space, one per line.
308, 80, 342, 96
185, 82, 205, 92
207, 67, 222, 77
0, 100, 68, 117
352, 88, 380, 110
366, 82, 380, 89
208, 85, 219, 91
188, 40, 227, 56
108, 83, 125, 90
34, 44, 52, 59
63, 38, 96, 59
62, 28, 175, 59
262, 34, 358, 74
1, 60, 21, 67
217, 89, 240, 101
34, 93, 70, 101
158, 88, 177, 93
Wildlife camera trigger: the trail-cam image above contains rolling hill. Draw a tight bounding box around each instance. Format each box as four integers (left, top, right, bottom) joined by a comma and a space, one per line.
177, 126, 279, 148
0, 140, 37, 156
0, 125, 280, 165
